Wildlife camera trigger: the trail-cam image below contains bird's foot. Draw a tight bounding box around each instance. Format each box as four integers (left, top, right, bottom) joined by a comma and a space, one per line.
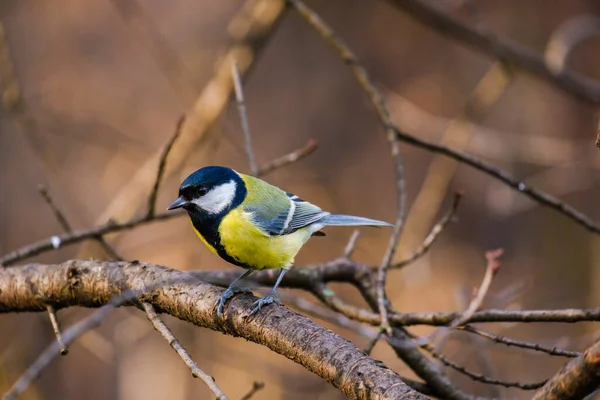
216, 286, 252, 317
248, 293, 280, 316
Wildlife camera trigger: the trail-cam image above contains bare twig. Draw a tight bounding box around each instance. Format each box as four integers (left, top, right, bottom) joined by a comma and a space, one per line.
421, 342, 547, 390
419, 248, 503, 346
363, 330, 383, 355
390, 123, 600, 234
392, 307, 600, 327
392, 192, 462, 269
142, 302, 228, 400
387, 0, 600, 103
397, 63, 509, 264
147, 116, 185, 218
239, 382, 265, 400
231, 62, 258, 176
37, 185, 72, 232
344, 230, 361, 259
288, 0, 409, 336
448, 249, 503, 329
45, 305, 68, 356
0, 212, 175, 266
256, 138, 318, 177
533, 339, 600, 399
459, 325, 580, 358
37, 185, 123, 262
2, 289, 138, 400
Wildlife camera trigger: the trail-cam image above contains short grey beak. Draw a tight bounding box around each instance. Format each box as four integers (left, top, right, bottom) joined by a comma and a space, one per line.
167, 197, 187, 210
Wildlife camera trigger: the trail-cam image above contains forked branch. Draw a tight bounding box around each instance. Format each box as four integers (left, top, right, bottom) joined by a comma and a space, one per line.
0, 261, 426, 400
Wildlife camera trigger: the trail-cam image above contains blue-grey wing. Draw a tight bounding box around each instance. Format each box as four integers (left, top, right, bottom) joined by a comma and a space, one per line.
246, 193, 329, 236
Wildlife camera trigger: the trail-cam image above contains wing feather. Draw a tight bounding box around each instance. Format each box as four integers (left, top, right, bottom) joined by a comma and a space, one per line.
274, 194, 329, 235
244, 191, 328, 236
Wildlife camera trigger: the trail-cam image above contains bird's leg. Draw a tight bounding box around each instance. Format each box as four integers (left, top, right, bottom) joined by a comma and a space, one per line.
248, 268, 288, 315
216, 269, 253, 316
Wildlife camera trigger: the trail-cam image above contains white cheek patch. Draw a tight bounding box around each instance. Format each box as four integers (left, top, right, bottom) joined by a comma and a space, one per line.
192, 180, 237, 214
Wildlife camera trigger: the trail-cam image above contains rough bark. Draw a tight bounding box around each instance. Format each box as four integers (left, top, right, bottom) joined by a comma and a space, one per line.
533, 340, 600, 400
0, 260, 428, 400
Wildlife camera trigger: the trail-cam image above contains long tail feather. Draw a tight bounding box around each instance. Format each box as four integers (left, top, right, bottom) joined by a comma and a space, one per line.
320, 214, 394, 227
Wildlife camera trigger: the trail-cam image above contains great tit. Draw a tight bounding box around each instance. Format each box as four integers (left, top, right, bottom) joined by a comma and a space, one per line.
167, 166, 393, 316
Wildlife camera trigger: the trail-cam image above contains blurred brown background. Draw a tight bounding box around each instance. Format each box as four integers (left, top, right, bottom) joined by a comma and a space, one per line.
1, 0, 600, 399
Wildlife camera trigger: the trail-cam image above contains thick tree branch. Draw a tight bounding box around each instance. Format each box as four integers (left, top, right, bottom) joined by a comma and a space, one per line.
388, 0, 600, 103
533, 339, 600, 399
0, 261, 426, 400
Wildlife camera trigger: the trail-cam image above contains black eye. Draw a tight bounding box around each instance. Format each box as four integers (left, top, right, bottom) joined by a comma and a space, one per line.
196, 186, 208, 197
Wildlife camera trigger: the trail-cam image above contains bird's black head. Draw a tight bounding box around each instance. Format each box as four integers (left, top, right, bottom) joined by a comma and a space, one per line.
167, 166, 246, 219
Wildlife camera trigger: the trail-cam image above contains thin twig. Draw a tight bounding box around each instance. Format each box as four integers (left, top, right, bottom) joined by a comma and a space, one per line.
393, 307, 600, 327
38, 184, 123, 261
94, 235, 124, 261
256, 138, 318, 176
288, 0, 409, 336
2, 289, 138, 400
362, 330, 383, 356
239, 381, 265, 400
458, 325, 580, 358
392, 192, 462, 269
231, 61, 258, 176
392, 120, 600, 235
397, 62, 510, 269
147, 116, 185, 218
45, 305, 68, 356
447, 249, 503, 329
420, 248, 503, 345
421, 342, 547, 390
37, 186, 71, 354
0, 209, 168, 266
344, 230, 361, 259
142, 302, 228, 400
38, 185, 72, 232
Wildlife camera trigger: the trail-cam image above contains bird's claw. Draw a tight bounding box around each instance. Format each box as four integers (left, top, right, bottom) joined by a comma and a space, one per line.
247, 293, 280, 316
216, 286, 252, 317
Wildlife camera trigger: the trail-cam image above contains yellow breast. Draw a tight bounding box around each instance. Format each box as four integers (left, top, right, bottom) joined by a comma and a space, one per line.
218, 208, 312, 270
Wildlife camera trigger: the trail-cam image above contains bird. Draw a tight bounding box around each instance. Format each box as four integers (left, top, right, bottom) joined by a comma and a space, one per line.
167, 166, 394, 316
